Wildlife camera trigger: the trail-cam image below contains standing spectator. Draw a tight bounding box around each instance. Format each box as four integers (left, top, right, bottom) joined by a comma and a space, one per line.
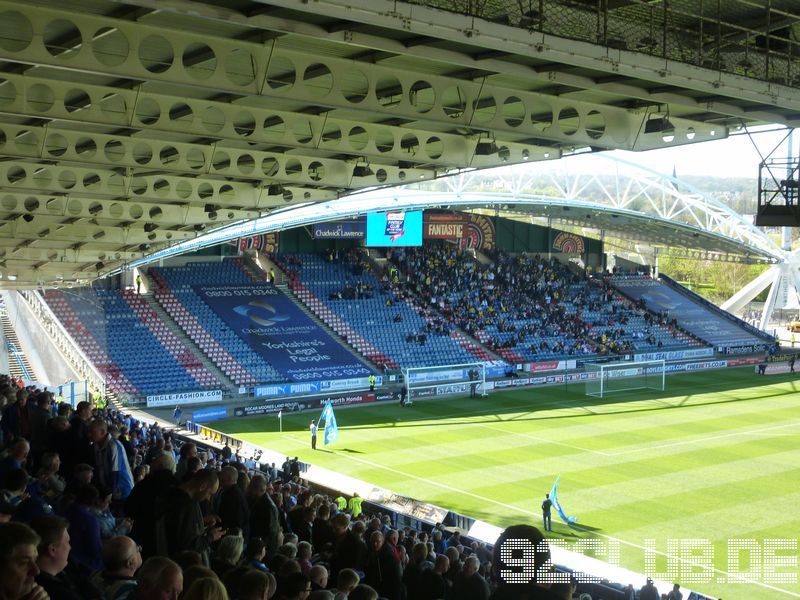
639, 578, 659, 600
330, 513, 367, 580
155, 469, 224, 564
247, 475, 281, 559
27, 394, 51, 464
364, 531, 402, 600
1, 390, 30, 443
63, 401, 92, 476
312, 504, 336, 553
419, 554, 450, 600
452, 555, 490, 600
87, 419, 120, 497
214, 466, 250, 543
175, 443, 197, 482
403, 543, 432, 598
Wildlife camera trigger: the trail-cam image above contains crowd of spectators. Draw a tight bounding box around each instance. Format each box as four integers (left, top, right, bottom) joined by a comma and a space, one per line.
0, 373, 537, 600
0, 369, 698, 600
386, 243, 690, 361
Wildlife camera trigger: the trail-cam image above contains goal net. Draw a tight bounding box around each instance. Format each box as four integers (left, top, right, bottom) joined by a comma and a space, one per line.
584, 359, 665, 398
403, 362, 487, 404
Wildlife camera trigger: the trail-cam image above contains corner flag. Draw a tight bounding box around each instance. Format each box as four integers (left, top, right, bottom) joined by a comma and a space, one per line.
550, 476, 577, 525
319, 400, 338, 445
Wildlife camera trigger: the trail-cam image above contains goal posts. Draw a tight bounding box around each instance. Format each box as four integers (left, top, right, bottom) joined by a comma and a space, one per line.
584, 359, 665, 398
403, 362, 487, 403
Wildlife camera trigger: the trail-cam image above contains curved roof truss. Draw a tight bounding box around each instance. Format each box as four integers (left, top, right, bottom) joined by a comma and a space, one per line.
125, 155, 783, 272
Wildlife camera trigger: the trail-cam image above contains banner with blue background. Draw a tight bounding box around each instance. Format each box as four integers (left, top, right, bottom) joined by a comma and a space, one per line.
194, 285, 372, 382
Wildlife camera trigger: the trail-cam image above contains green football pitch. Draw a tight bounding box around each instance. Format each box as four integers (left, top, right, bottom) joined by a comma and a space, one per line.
214, 367, 800, 599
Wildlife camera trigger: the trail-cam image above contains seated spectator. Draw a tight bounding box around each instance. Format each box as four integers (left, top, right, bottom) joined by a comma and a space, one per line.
182, 576, 229, 600
279, 571, 312, 600
0, 521, 47, 600
127, 556, 183, 600
296, 541, 313, 575
93, 488, 132, 539
182, 565, 216, 594
238, 569, 277, 600
331, 568, 359, 600
64, 484, 103, 572
1, 469, 29, 511
347, 585, 378, 600
63, 463, 94, 509
91, 536, 141, 600
245, 537, 269, 572
29, 516, 86, 600
309, 564, 328, 591
211, 534, 244, 580
0, 440, 29, 480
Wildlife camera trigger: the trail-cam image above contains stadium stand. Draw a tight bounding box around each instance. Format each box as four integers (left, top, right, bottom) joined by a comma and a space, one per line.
388, 243, 701, 364
278, 249, 490, 369
42, 289, 218, 396
611, 274, 771, 350
149, 259, 284, 387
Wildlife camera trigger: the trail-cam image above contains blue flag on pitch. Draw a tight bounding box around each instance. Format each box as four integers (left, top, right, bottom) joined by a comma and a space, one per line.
550, 476, 577, 525
319, 400, 338, 446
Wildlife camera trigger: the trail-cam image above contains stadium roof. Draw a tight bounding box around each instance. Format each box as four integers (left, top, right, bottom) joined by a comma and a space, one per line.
0, 0, 797, 287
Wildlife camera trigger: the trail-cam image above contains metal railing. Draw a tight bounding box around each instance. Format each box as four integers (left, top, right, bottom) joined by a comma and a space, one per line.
413, 0, 800, 88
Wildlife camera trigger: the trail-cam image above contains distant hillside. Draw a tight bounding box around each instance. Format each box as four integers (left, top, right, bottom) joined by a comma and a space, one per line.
679, 175, 758, 215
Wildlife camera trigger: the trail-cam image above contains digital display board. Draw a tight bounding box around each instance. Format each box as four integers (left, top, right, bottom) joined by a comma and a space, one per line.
365, 210, 423, 247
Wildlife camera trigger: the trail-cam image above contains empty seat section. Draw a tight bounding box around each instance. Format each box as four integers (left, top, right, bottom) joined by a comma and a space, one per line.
150, 258, 283, 386
43, 288, 212, 396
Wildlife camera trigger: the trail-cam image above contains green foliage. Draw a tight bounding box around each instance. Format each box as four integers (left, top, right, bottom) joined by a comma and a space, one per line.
658, 255, 769, 303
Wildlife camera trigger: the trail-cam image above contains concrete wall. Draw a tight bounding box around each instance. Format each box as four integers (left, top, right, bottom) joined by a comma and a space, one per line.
1, 292, 79, 387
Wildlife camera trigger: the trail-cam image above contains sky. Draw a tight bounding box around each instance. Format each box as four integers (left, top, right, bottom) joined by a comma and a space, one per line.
607, 126, 795, 179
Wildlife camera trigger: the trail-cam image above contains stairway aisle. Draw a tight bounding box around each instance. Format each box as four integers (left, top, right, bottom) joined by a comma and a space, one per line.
0, 303, 36, 381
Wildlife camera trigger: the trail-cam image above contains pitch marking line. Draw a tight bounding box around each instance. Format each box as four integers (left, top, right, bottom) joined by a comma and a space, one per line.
476, 423, 612, 456
288, 434, 800, 598
603, 420, 800, 456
